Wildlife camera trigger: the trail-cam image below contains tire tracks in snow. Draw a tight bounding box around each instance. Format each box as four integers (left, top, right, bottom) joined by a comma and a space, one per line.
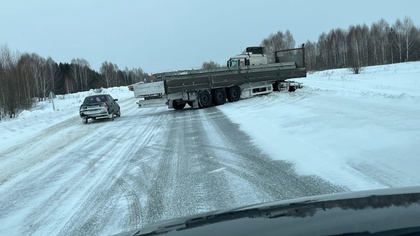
0, 102, 347, 236
139, 107, 345, 227
142, 108, 236, 224
199, 108, 346, 201
0, 105, 167, 236
0, 115, 89, 185
54, 108, 167, 236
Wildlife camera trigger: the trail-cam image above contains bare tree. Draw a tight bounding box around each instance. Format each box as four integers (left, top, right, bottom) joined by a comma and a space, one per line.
1, 45, 18, 117
402, 17, 418, 61
304, 40, 316, 71
36, 56, 48, 100
332, 29, 348, 68
201, 61, 220, 70
347, 25, 369, 73
284, 30, 296, 49
100, 61, 119, 87
16, 53, 52, 100
370, 19, 390, 65
317, 32, 330, 70
261, 30, 296, 63
320, 28, 348, 69
16, 54, 35, 102
391, 19, 405, 63
113, 63, 119, 86
0, 45, 33, 117
132, 67, 147, 83
116, 69, 125, 86
45, 57, 58, 94
71, 58, 91, 91
100, 61, 111, 87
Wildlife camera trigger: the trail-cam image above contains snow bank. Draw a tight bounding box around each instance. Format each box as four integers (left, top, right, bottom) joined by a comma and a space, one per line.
0, 86, 133, 151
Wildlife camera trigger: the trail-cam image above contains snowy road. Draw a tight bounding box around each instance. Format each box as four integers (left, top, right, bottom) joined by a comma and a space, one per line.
0, 98, 344, 236
1, 62, 419, 235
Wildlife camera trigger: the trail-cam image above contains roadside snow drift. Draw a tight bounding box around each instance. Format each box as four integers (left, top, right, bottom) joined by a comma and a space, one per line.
219, 62, 420, 190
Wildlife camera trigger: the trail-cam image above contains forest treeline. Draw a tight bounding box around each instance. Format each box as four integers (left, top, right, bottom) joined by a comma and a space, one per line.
0, 47, 150, 118
1, 17, 419, 118
261, 17, 420, 71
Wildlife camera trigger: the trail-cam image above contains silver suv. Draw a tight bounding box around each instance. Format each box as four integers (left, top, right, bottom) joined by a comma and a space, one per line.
79, 94, 121, 124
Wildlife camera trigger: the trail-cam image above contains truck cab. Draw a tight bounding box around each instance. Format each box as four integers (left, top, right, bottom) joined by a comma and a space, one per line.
227, 46, 268, 68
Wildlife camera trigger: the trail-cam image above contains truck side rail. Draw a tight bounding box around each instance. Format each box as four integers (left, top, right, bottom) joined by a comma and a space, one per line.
275, 44, 306, 68
164, 62, 306, 94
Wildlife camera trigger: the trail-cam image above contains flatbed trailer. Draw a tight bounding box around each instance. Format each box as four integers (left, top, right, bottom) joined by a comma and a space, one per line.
132, 45, 306, 109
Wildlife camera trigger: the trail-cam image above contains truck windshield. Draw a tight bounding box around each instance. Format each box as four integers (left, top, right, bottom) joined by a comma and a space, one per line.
229, 60, 238, 67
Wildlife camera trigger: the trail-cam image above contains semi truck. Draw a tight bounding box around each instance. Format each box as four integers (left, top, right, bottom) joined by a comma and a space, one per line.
131, 44, 306, 110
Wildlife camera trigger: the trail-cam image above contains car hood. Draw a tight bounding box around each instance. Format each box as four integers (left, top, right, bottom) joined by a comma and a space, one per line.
114, 186, 420, 236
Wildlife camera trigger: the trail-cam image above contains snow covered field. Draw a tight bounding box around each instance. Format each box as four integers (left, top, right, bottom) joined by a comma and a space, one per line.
219, 62, 420, 190
0, 62, 420, 235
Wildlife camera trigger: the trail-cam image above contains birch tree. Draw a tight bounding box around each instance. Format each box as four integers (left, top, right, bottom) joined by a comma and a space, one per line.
402, 17, 418, 61
71, 58, 91, 91
261, 30, 296, 63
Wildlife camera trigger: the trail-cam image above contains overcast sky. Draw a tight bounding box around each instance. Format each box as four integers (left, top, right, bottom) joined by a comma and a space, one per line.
1, 0, 419, 74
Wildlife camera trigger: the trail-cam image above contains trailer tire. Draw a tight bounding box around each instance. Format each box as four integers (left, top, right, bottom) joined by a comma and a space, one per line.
198, 90, 212, 108
173, 100, 186, 110
273, 82, 279, 91
212, 88, 226, 106
227, 86, 241, 102
276, 82, 288, 92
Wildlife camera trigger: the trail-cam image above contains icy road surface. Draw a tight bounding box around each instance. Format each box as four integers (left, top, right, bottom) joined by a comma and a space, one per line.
0, 99, 344, 235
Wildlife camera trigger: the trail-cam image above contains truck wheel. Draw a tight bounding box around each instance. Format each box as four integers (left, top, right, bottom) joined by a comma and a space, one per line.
276, 82, 288, 92
273, 82, 279, 91
227, 86, 241, 102
198, 90, 212, 108
173, 100, 186, 110
212, 88, 226, 105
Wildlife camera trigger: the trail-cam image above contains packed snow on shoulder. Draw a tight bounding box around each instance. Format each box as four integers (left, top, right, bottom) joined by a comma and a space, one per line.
0, 86, 133, 152
218, 62, 420, 191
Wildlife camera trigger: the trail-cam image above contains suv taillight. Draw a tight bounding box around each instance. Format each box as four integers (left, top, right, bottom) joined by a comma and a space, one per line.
104, 105, 109, 109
